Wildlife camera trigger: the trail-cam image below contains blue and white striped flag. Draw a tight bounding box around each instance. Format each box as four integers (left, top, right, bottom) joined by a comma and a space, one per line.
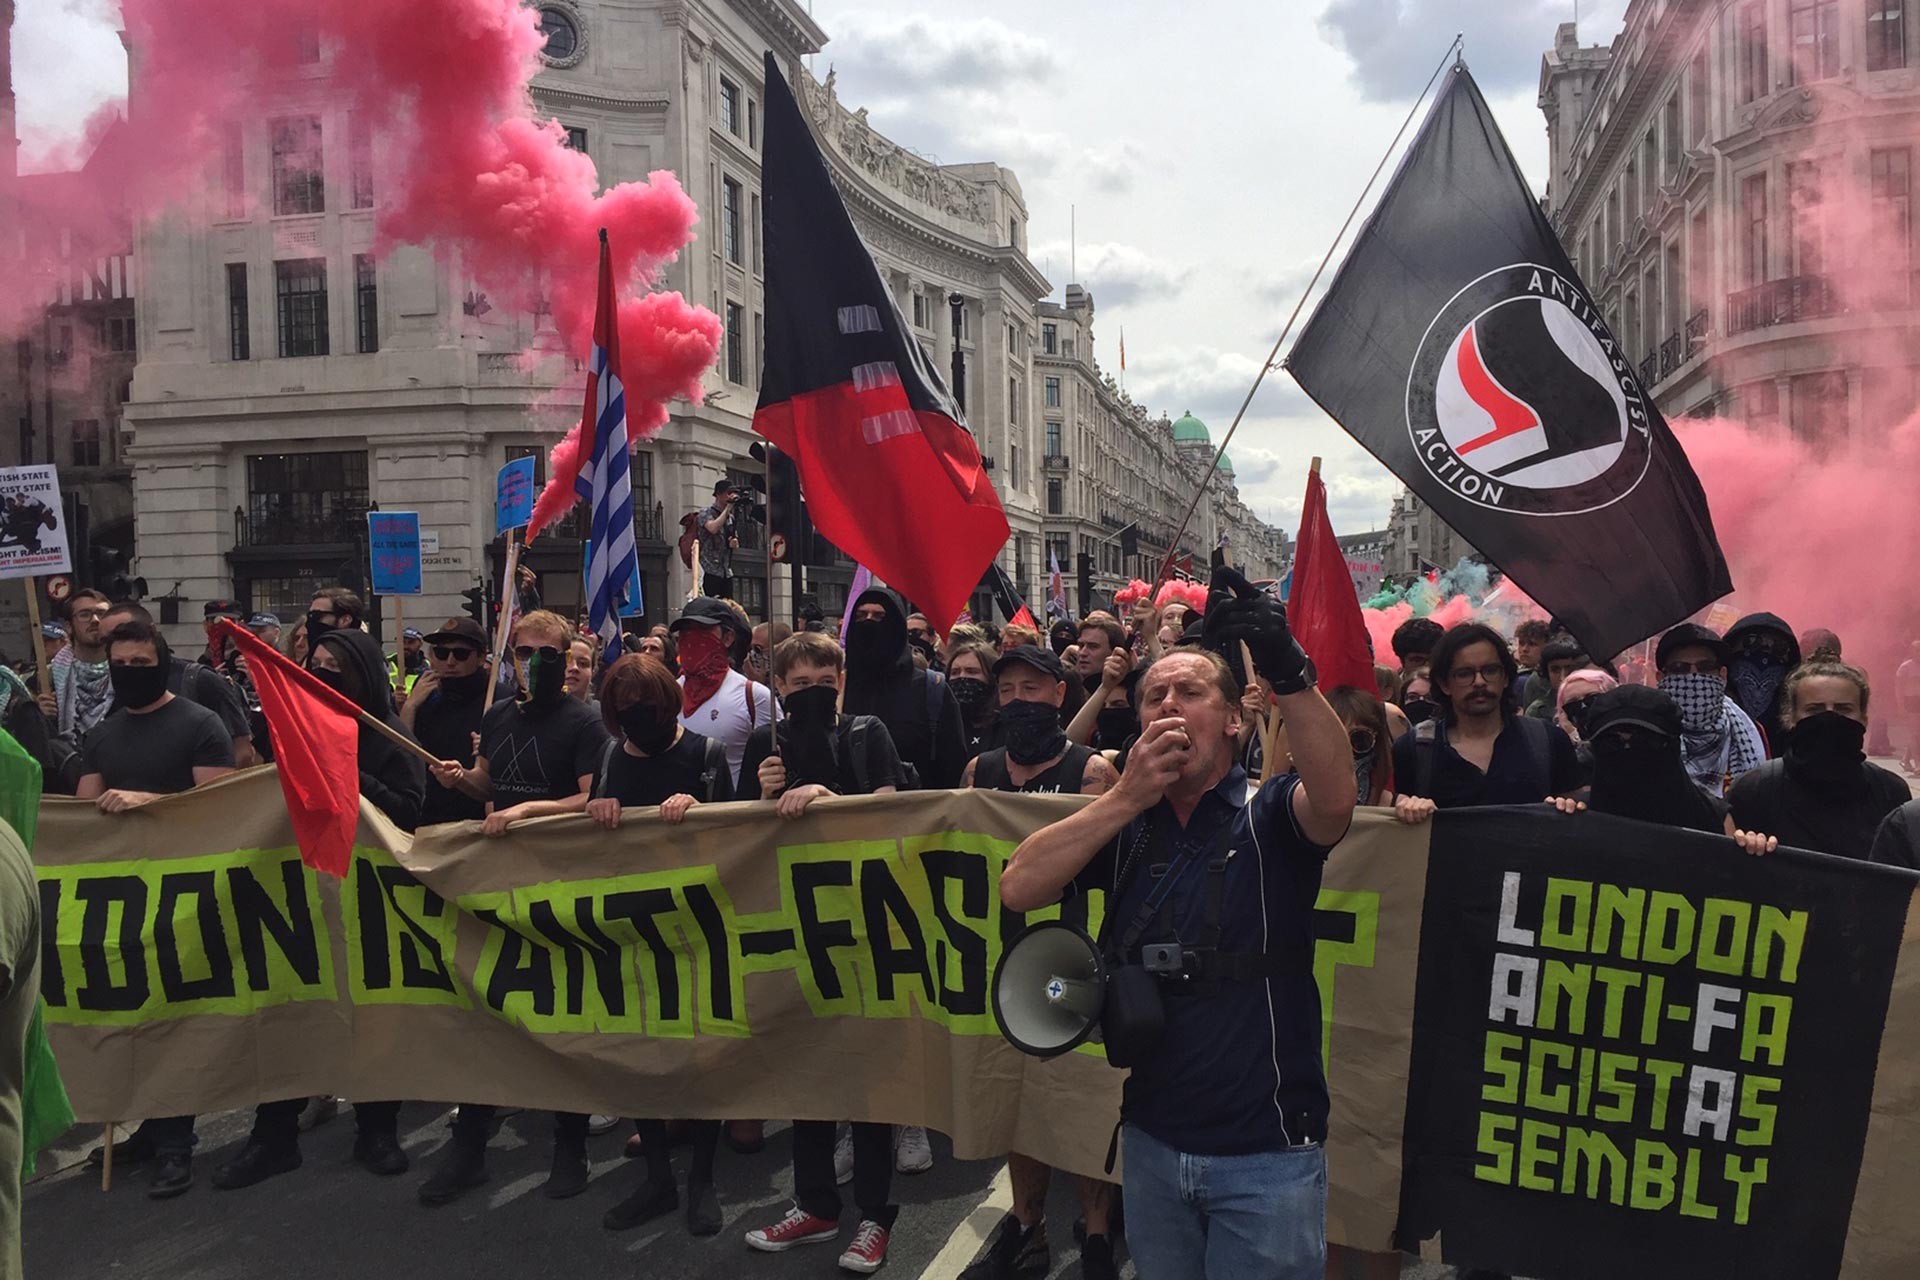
576, 229, 640, 644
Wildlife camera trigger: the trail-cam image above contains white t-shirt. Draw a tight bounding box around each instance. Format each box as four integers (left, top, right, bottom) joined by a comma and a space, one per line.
679, 668, 774, 787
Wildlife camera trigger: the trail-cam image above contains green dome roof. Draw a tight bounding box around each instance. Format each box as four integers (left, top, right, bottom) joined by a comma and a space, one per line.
1215, 452, 1234, 473
1171, 410, 1210, 443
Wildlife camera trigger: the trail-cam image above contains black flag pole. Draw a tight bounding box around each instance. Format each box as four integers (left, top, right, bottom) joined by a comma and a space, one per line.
1150, 32, 1463, 593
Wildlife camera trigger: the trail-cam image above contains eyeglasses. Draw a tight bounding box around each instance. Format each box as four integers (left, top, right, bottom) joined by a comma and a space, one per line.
71, 607, 108, 621
1662, 659, 1721, 676
1447, 664, 1506, 686
1348, 727, 1377, 756
432, 646, 477, 662
514, 645, 561, 662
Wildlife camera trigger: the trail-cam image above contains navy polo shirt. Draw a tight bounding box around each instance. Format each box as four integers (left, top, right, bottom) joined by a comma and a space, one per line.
1075, 767, 1332, 1156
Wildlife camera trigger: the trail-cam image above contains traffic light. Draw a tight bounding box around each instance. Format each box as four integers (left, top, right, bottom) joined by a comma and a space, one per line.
462, 585, 486, 624
92, 546, 145, 602
1076, 552, 1094, 617
748, 440, 813, 562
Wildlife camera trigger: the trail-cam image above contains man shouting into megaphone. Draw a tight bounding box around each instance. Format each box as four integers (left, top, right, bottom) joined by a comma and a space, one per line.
999, 566, 1356, 1280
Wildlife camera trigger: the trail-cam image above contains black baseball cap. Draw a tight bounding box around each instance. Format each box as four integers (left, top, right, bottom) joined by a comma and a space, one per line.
204, 599, 242, 620
1584, 685, 1683, 740
671, 596, 740, 634
713, 478, 740, 496
992, 644, 1066, 683
425, 617, 488, 648
1655, 623, 1730, 672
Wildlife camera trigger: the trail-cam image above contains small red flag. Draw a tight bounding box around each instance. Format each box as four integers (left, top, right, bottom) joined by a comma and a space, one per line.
1010, 604, 1037, 629
1289, 471, 1378, 696
216, 620, 363, 877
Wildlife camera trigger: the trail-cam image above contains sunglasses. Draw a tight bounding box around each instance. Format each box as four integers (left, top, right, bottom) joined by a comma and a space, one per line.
432, 646, 478, 662
1562, 695, 1596, 728
1662, 659, 1721, 676
514, 645, 561, 662
1348, 727, 1378, 757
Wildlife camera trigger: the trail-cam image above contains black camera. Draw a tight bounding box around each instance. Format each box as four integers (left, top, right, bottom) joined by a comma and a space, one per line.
1142, 943, 1187, 975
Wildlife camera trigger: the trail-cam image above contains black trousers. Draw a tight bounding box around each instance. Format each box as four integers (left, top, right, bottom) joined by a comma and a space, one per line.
702, 572, 734, 599
451, 1105, 587, 1150
135, 1115, 196, 1156
792, 1121, 896, 1229
250, 1098, 400, 1147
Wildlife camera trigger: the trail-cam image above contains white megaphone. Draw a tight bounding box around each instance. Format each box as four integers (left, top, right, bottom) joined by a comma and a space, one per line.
991, 922, 1108, 1057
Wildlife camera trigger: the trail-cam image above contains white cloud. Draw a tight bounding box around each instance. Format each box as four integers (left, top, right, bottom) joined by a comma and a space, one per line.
1032, 240, 1190, 308
1317, 0, 1631, 101
826, 11, 1057, 95
13, 0, 127, 165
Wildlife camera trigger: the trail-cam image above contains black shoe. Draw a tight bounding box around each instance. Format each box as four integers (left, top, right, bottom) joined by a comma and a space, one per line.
603, 1172, 677, 1231
353, 1132, 409, 1176
961, 1213, 1049, 1280
686, 1181, 722, 1237
212, 1140, 301, 1190
417, 1143, 489, 1206
1079, 1234, 1118, 1280
544, 1143, 590, 1200
88, 1131, 156, 1169
147, 1152, 193, 1199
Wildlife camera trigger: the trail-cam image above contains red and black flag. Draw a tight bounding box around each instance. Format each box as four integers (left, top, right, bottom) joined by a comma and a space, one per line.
1286, 64, 1730, 658
754, 52, 1010, 630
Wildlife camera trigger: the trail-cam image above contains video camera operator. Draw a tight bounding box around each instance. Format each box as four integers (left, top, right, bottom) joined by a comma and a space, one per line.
999, 566, 1356, 1280
699, 479, 745, 599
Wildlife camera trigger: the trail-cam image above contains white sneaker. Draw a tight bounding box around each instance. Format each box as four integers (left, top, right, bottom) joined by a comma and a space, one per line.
586, 1114, 620, 1135
894, 1125, 932, 1174
833, 1125, 855, 1186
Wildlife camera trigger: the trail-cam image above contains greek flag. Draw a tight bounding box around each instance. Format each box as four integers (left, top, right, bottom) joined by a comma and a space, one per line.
577, 229, 639, 644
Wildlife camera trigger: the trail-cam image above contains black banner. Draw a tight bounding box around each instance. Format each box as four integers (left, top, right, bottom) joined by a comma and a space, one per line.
1399, 807, 1910, 1278
1285, 64, 1730, 658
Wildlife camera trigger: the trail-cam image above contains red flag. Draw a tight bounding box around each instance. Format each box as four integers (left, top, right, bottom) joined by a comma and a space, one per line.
1289, 471, 1377, 695
217, 620, 362, 877
754, 54, 1009, 629
1010, 605, 1037, 629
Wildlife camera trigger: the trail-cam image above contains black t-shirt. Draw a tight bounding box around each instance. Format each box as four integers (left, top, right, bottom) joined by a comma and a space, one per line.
592, 729, 734, 807
1869, 800, 1920, 870
81, 697, 235, 794
479, 697, 608, 810
164, 657, 250, 745
1071, 770, 1332, 1156
1728, 759, 1912, 861
415, 689, 488, 825
736, 715, 903, 800
1391, 715, 1581, 808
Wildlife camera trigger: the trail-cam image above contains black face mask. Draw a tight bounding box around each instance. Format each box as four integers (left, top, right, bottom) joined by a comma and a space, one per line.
520, 646, 565, 709
1402, 696, 1438, 727
908, 634, 938, 667
306, 611, 335, 640
109, 662, 169, 709
779, 684, 841, 788
1588, 729, 1721, 833
1000, 697, 1067, 765
440, 669, 489, 700
844, 617, 896, 672
618, 704, 679, 755
948, 676, 991, 720
1784, 712, 1868, 789
1096, 706, 1137, 748
308, 666, 350, 698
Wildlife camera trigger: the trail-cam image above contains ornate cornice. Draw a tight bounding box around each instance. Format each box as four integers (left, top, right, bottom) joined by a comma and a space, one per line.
530, 84, 670, 113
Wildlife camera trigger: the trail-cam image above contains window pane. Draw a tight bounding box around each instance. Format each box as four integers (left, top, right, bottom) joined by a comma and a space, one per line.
355, 254, 379, 354
270, 116, 325, 216
245, 451, 369, 545
228, 263, 251, 361
276, 258, 330, 358
350, 114, 374, 210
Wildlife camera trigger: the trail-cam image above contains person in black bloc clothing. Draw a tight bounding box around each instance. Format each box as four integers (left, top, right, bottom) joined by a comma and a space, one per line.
740, 631, 908, 1276
77, 618, 236, 1198
420, 610, 609, 1206
998, 567, 1357, 1280
841, 586, 968, 792
401, 618, 493, 827
958, 643, 1122, 1280
587, 652, 734, 1239
215, 626, 426, 1191
101, 601, 257, 768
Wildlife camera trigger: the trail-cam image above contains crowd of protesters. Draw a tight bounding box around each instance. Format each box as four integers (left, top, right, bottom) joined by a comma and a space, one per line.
15, 563, 1918, 1280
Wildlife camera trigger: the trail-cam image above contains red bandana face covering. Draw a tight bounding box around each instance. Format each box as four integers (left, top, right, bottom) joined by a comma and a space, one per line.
679, 627, 731, 716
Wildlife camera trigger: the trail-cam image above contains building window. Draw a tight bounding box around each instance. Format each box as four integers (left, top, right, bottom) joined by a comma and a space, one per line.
1010, 441, 1020, 487
245, 450, 369, 548
1662, 94, 1681, 178
562, 125, 588, 153
751, 194, 762, 272
350, 113, 374, 210
1871, 147, 1912, 287
911, 293, 929, 329
1791, 370, 1848, 440
1046, 477, 1062, 516
1623, 157, 1638, 227
632, 450, 656, 519
1042, 322, 1057, 354
754, 310, 763, 380
1788, 0, 1842, 83
1787, 160, 1824, 276
1869, 0, 1909, 69
1044, 376, 1061, 408
227, 263, 251, 361
275, 258, 330, 357
748, 99, 759, 148
1741, 173, 1769, 286
222, 122, 247, 219
1689, 48, 1709, 146
354, 254, 379, 354
1046, 420, 1062, 455
1007, 323, 1018, 354
71, 420, 100, 468
1737, 3, 1769, 105
1690, 204, 1714, 316
1641, 132, 1657, 210
1008, 376, 1020, 426
102, 316, 136, 354
722, 177, 742, 265
725, 301, 744, 384
270, 116, 325, 216
720, 78, 741, 136
290, 22, 321, 64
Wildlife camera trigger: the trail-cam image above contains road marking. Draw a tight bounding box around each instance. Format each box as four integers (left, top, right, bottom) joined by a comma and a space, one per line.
918, 1163, 1012, 1280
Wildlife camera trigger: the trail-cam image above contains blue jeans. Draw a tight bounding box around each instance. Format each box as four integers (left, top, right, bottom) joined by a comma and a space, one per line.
1121, 1123, 1327, 1280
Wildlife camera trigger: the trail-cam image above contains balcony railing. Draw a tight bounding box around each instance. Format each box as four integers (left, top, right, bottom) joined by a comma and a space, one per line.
1638, 351, 1658, 389
1043, 453, 1070, 470
1685, 307, 1709, 353
1727, 275, 1843, 335
235, 504, 368, 548
1658, 332, 1684, 380
636, 501, 665, 543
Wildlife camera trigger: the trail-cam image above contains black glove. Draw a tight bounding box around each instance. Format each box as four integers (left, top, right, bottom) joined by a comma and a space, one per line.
1200, 566, 1314, 695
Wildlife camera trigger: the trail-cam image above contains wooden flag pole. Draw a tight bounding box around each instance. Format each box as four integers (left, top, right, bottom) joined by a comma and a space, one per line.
1259, 457, 1324, 777
22, 579, 49, 698
484, 528, 523, 714
100, 1123, 113, 1191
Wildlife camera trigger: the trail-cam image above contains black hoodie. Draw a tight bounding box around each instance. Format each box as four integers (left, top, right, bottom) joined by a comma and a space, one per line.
1724, 612, 1801, 753
840, 587, 968, 789
313, 630, 427, 833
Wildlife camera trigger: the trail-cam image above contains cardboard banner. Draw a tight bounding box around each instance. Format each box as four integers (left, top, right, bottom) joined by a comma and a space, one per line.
29, 776, 1920, 1276
0, 464, 72, 579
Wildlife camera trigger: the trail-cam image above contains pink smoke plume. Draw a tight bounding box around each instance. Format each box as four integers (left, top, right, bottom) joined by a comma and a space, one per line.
15, 0, 719, 461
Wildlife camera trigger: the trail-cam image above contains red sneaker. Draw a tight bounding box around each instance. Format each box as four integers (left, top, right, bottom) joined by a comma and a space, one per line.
744, 1205, 839, 1253
838, 1219, 890, 1274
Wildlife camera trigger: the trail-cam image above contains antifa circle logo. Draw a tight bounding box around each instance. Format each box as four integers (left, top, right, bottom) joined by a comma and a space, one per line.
1405, 264, 1652, 517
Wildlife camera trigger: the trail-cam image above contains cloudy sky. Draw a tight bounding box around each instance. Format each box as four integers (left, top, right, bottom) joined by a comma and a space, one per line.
20, 0, 1629, 535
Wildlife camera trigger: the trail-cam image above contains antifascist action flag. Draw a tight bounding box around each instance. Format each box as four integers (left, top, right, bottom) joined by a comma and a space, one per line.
217, 619, 362, 876
1286, 64, 1730, 658
1289, 469, 1376, 695
754, 52, 1010, 630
